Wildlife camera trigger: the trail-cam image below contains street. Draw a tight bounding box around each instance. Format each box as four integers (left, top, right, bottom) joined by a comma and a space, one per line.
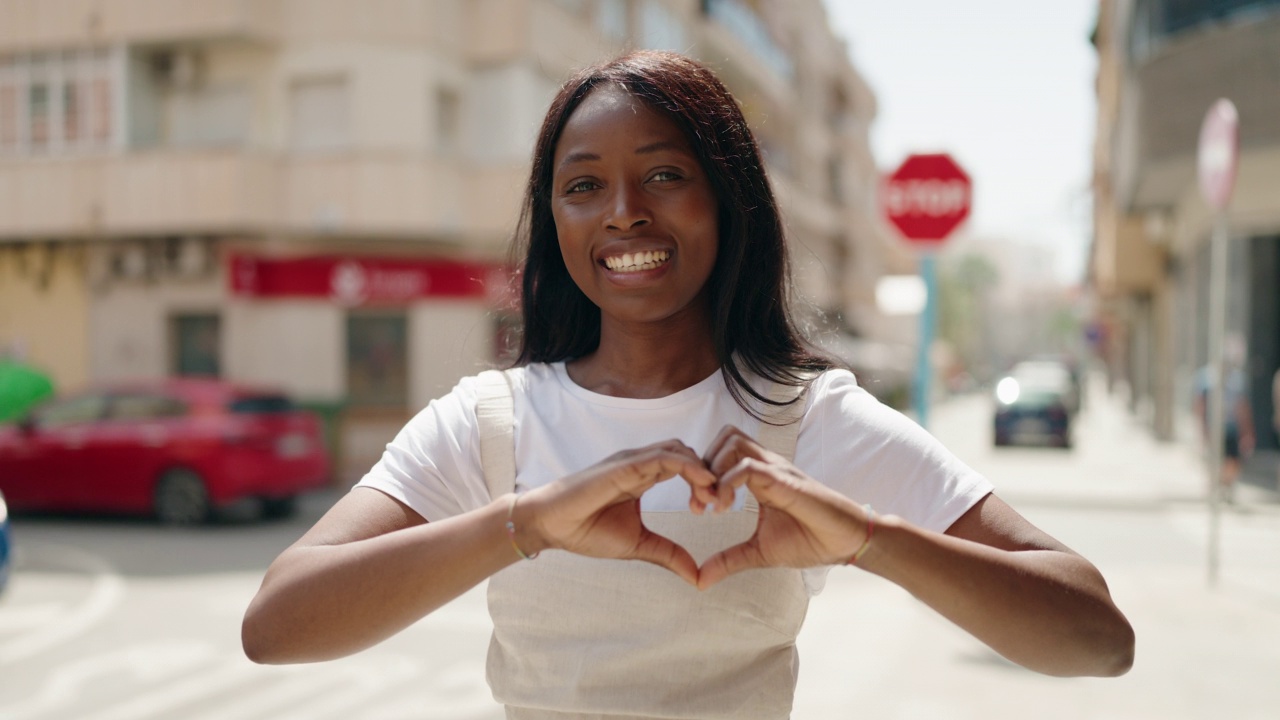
2, 380, 1279, 720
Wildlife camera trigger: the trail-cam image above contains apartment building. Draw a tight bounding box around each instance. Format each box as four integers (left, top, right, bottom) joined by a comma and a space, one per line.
0, 0, 904, 480
1092, 0, 1280, 445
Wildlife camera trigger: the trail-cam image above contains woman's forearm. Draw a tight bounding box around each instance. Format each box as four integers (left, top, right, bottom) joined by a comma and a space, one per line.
860, 516, 1135, 677
242, 496, 517, 664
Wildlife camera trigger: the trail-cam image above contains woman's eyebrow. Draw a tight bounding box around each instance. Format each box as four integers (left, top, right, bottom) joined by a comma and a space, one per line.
634, 140, 686, 155
558, 151, 600, 169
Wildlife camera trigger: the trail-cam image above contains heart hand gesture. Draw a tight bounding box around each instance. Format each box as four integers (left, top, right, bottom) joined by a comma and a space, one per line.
696, 425, 873, 589
519, 440, 721, 586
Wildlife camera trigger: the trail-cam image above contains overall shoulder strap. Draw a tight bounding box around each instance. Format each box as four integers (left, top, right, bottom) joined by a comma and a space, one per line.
474, 369, 516, 500
746, 374, 815, 512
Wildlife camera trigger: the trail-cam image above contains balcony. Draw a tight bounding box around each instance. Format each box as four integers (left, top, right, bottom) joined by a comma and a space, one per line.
0, 0, 276, 49
0, 150, 517, 243
1119, 11, 1280, 209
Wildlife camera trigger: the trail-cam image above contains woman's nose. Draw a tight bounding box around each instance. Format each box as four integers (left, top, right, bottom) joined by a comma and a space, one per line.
604, 185, 651, 231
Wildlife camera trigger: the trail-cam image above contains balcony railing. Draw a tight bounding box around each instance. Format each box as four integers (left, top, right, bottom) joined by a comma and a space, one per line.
702, 0, 794, 81
0, 150, 515, 241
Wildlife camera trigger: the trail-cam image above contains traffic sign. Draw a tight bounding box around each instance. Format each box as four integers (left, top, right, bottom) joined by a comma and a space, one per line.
1197, 99, 1239, 211
883, 153, 972, 244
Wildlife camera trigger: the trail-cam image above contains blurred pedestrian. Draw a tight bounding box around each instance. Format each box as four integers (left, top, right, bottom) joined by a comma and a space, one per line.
243, 51, 1133, 718
1194, 335, 1255, 502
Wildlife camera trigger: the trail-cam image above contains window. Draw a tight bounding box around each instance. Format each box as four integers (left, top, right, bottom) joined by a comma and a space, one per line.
290, 76, 351, 152
62, 79, 81, 142
171, 313, 221, 377
0, 48, 117, 155
91, 71, 111, 143
170, 83, 250, 147
28, 83, 50, 149
346, 313, 408, 410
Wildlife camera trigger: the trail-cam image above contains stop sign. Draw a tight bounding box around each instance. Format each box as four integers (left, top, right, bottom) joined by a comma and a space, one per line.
883, 153, 972, 245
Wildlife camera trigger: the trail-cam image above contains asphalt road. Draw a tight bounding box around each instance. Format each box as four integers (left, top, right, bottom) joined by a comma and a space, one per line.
2, 381, 1278, 719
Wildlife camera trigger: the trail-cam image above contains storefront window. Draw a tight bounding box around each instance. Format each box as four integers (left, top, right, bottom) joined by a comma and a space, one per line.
346, 313, 408, 410
171, 313, 221, 377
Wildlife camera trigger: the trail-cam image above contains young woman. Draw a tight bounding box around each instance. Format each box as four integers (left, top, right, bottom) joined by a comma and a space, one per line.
243, 51, 1133, 718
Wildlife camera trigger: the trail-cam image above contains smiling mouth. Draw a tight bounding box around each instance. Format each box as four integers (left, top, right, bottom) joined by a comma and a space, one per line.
602, 250, 671, 273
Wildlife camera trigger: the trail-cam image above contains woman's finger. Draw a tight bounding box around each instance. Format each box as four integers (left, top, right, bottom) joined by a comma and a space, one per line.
702, 426, 765, 476
631, 528, 700, 586
697, 541, 765, 590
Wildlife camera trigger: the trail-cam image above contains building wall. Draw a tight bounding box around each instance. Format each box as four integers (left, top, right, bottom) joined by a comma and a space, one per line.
1, 0, 898, 480
1093, 0, 1280, 445
0, 244, 90, 387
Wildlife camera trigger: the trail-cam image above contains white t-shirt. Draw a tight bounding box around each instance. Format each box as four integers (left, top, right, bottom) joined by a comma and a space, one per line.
358, 362, 991, 542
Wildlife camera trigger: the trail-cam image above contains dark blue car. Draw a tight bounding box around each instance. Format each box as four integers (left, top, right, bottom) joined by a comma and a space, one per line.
993, 362, 1075, 449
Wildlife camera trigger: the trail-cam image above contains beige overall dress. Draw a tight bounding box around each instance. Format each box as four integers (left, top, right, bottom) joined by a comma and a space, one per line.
474, 369, 813, 720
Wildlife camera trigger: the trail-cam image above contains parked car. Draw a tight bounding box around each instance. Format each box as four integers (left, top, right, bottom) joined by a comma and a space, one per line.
993, 361, 1076, 448
0, 489, 10, 595
0, 379, 330, 524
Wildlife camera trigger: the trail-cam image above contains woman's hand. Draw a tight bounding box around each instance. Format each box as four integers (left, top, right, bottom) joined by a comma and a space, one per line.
520, 440, 722, 585
697, 425, 871, 589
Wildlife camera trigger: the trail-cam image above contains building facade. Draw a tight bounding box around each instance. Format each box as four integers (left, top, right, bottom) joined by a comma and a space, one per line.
0, 0, 905, 481
1092, 0, 1280, 449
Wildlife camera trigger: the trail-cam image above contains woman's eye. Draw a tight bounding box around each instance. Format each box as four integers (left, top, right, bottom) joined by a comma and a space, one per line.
566, 180, 598, 194
649, 170, 682, 183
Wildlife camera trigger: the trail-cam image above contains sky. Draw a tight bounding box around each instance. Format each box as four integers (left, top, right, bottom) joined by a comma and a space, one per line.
821, 0, 1100, 284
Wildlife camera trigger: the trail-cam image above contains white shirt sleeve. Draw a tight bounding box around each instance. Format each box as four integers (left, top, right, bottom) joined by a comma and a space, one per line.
354, 375, 493, 523
799, 370, 992, 533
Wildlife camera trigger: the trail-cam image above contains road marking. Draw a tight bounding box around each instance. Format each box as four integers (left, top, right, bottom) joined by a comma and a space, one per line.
0, 640, 214, 720
270, 656, 420, 720
0, 602, 66, 633
181, 665, 327, 720
77, 656, 263, 720
0, 544, 125, 664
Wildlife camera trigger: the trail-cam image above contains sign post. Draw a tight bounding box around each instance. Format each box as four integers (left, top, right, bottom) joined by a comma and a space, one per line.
1198, 98, 1239, 587
883, 153, 972, 429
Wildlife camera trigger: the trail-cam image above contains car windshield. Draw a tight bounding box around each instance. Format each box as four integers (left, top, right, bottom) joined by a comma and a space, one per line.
1014, 388, 1065, 406
228, 395, 294, 414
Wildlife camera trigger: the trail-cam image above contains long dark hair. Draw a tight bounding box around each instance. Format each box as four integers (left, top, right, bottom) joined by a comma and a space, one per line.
511, 51, 835, 418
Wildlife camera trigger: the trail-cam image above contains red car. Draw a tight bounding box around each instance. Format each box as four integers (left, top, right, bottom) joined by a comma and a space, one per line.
0, 379, 331, 524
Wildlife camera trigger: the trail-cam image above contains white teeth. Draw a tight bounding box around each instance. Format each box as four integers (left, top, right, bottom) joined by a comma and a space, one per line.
604, 250, 670, 273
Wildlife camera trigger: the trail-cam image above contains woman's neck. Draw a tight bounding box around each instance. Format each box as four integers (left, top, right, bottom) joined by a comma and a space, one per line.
565, 317, 720, 399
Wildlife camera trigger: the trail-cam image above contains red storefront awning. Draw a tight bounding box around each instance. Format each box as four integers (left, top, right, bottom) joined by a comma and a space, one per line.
228, 254, 516, 308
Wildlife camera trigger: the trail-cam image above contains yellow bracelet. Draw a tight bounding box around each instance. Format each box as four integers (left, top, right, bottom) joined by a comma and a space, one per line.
847, 504, 876, 565
505, 493, 539, 561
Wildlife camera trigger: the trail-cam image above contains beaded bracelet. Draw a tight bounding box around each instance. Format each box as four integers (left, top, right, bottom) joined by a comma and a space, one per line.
847, 504, 876, 565
505, 493, 540, 561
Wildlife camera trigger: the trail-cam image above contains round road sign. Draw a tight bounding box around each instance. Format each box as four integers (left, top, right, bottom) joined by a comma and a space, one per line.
1197, 98, 1239, 211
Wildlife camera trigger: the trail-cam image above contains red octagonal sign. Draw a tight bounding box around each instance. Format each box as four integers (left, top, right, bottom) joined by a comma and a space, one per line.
883, 153, 972, 245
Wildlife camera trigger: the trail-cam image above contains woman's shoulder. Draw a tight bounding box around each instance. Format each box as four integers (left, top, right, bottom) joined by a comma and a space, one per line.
450, 362, 559, 400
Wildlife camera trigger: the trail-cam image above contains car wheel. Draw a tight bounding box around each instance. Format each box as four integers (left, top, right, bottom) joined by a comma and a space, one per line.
154, 468, 210, 526
260, 496, 298, 520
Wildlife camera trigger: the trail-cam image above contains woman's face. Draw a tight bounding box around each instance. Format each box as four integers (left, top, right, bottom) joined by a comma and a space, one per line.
550, 85, 719, 328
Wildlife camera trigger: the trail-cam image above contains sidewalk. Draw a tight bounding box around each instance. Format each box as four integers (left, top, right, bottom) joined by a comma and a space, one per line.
793, 377, 1280, 720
